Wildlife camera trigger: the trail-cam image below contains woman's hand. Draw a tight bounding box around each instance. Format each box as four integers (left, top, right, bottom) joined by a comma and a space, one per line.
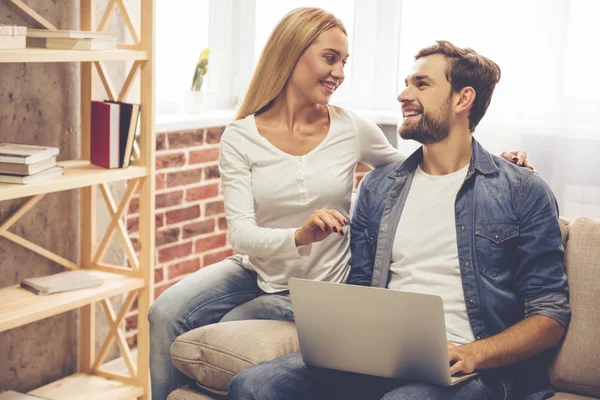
295, 209, 349, 247
501, 150, 534, 170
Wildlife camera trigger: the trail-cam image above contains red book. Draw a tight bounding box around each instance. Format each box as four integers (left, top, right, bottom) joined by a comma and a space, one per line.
91, 101, 120, 168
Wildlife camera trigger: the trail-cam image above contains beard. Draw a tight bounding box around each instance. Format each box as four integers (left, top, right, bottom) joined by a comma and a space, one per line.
399, 99, 452, 145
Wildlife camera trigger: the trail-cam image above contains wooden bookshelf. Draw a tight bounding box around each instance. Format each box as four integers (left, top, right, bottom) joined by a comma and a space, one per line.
0, 271, 144, 333
0, 48, 148, 63
1, 0, 155, 398
0, 160, 147, 201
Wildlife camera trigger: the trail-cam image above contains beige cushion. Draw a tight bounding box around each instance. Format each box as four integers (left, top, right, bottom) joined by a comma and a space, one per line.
552, 392, 599, 400
171, 320, 299, 394
167, 387, 217, 400
550, 217, 600, 398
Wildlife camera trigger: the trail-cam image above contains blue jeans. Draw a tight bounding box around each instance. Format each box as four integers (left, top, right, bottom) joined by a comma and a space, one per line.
227, 352, 508, 400
148, 255, 294, 400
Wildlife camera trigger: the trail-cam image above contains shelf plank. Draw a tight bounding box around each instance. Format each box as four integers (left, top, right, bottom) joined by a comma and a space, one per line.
0, 271, 144, 333
0, 160, 147, 201
28, 373, 144, 399
0, 48, 148, 63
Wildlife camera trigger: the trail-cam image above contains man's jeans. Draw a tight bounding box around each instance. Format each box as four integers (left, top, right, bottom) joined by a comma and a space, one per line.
148, 255, 294, 400
227, 352, 508, 400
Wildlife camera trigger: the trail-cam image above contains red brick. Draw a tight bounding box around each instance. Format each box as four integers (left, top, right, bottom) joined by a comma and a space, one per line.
166, 168, 203, 188
205, 200, 224, 216
156, 190, 183, 209
156, 152, 186, 170
189, 148, 220, 164
355, 163, 372, 173
168, 129, 204, 149
131, 238, 141, 252
167, 258, 201, 279
129, 196, 139, 214
158, 241, 193, 263
127, 217, 139, 233
156, 173, 166, 190
155, 267, 164, 284
156, 213, 164, 228
157, 134, 167, 150
203, 248, 233, 267
125, 315, 137, 331
156, 227, 180, 247
186, 183, 219, 202
218, 217, 227, 230
126, 334, 138, 349
154, 281, 176, 300
166, 205, 201, 224
206, 126, 225, 144
195, 233, 227, 254
183, 219, 215, 239
203, 165, 220, 180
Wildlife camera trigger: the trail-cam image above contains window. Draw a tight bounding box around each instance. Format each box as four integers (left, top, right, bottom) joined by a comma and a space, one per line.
156, 0, 209, 115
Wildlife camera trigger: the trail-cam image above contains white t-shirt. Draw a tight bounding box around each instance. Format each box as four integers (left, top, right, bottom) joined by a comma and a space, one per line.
388, 164, 476, 345
219, 105, 405, 293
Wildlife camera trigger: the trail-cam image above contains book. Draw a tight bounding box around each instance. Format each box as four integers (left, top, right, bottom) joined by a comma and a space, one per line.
20, 270, 104, 296
0, 166, 63, 184
0, 156, 56, 176
46, 37, 117, 51
106, 101, 141, 167
27, 28, 112, 39
91, 101, 121, 169
0, 390, 44, 399
0, 143, 59, 165
0, 35, 25, 50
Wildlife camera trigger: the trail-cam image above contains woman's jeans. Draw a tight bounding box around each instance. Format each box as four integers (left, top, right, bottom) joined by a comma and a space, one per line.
148, 255, 294, 400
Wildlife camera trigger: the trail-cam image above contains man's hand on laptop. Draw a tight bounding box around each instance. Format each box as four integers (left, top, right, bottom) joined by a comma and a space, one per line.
447, 342, 477, 376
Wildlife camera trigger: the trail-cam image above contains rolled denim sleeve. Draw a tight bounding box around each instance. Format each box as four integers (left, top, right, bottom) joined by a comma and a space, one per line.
515, 174, 571, 328
348, 177, 375, 286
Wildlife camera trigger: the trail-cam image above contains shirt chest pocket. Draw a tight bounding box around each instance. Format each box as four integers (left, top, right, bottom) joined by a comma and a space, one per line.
475, 221, 519, 278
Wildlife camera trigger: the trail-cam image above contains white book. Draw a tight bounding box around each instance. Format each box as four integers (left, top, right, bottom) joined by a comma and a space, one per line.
27, 28, 113, 40
46, 37, 117, 51
21, 270, 104, 296
0, 35, 26, 50
0, 156, 56, 175
0, 143, 59, 164
0, 166, 63, 184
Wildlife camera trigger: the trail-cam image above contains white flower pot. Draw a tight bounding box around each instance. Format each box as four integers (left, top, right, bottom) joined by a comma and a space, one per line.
184, 91, 205, 114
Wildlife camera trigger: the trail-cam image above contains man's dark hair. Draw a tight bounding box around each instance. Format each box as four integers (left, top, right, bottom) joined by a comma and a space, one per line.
416, 40, 501, 132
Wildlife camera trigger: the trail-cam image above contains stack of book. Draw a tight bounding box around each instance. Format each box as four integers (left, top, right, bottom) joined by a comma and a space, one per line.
27, 29, 117, 50
0, 143, 62, 184
0, 24, 27, 49
21, 269, 104, 295
91, 100, 140, 169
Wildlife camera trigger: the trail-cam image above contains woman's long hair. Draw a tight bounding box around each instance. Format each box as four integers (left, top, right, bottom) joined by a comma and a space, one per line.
235, 7, 346, 120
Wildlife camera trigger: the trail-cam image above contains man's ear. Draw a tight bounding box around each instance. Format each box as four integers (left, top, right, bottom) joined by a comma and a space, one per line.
454, 86, 476, 114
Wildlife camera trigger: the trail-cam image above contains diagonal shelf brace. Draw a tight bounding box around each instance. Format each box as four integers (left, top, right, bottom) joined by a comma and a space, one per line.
93, 180, 140, 268
97, 0, 118, 32
0, 194, 79, 270
94, 61, 118, 102
99, 183, 140, 270
8, 0, 58, 31
117, 0, 141, 45
118, 61, 141, 103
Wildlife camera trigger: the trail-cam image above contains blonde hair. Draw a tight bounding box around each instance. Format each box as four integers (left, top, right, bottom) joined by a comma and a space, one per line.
235, 7, 346, 120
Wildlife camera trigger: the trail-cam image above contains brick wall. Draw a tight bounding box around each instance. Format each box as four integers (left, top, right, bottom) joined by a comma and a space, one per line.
123, 125, 375, 347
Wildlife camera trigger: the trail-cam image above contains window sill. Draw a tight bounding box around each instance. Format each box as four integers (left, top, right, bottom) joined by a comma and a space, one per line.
155, 109, 399, 134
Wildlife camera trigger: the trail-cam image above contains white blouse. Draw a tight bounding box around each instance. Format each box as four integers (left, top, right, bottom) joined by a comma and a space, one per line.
218, 105, 405, 292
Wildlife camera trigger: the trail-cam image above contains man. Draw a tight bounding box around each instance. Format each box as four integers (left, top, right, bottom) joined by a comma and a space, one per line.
226, 41, 570, 400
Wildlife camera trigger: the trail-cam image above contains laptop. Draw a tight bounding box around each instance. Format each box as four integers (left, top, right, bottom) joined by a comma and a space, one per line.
288, 278, 477, 387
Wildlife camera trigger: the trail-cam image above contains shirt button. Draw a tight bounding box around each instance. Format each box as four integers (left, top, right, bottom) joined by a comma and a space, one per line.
468, 299, 475, 305
300, 182, 305, 188
476, 335, 481, 340
460, 226, 465, 231
464, 262, 469, 267
494, 234, 500, 240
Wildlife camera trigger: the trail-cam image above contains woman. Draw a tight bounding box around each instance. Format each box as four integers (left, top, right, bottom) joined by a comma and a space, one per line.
149, 8, 529, 399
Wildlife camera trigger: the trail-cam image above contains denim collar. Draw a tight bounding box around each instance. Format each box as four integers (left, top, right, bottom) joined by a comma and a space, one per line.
388, 137, 500, 179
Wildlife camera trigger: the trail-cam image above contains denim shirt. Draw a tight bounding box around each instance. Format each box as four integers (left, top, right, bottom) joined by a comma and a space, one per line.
348, 139, 570, 398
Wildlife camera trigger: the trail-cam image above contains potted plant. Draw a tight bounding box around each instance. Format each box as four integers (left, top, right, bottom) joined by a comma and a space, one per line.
184, 47, 210, 114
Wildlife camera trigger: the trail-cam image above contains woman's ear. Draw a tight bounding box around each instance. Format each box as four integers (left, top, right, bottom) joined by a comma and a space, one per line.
454, 86, 476, 114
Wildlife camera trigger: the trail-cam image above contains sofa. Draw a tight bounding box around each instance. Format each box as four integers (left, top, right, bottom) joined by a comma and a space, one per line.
166, 217, 600, 400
